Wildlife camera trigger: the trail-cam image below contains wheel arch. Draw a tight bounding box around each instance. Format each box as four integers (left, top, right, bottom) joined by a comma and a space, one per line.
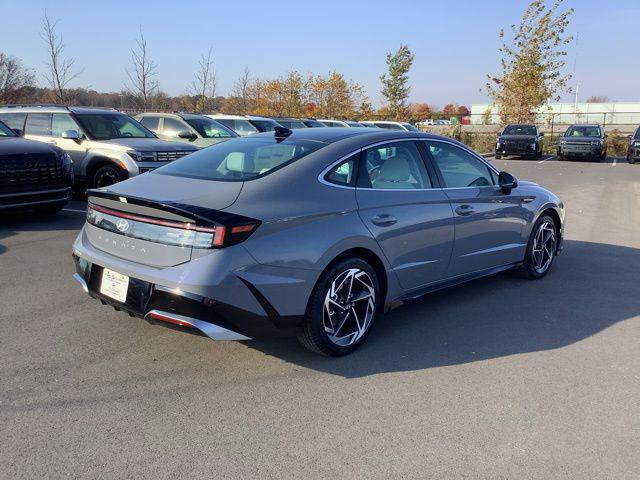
87, 156, 128, 187
537, 206, 563, 253
307, 247, 389, 315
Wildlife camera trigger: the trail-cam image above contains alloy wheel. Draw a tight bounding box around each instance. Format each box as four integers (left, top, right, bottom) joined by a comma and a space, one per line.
95, 168, 120, 188
532, 221, 557, 274
323, 268, 376, 347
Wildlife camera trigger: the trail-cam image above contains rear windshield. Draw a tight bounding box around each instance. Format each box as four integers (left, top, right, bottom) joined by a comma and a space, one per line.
503, 125, 537, 135
155, 137, 324, 181
566, 126, 602, 138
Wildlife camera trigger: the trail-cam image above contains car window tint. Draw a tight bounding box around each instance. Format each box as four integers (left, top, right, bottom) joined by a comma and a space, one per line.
0, 113, 26, 131
139, 116, 160, 132
163, 117, 188, 137
361, 141, 431, 190
25, 113, 52, 136
426, 141, 494, 188
51, 114, 80, 137
325, 154, 358, 186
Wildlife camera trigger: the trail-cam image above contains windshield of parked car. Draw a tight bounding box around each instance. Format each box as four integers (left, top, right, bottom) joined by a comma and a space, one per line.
278, 119, 307, 129
634, 129, 640, 139
249, 119, 279, 132
76, 113, 155, 140
155, 137, 324, 181
185, 118, 236, 138
566, 126, 602, 138
0, 121, 16, 137
303, 120, 326, 128
402, 123, 420, 132
503, 125, 537, 135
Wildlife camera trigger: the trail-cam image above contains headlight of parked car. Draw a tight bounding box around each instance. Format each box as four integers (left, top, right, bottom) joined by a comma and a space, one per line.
590, 140, 602, 146
633, 141, 640, 147
560, 139, 567, 145
127, 150, 157, 162
61, 152, 74, 183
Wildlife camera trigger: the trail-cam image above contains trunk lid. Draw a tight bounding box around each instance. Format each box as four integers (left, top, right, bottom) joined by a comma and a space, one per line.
85, 173, 244, 267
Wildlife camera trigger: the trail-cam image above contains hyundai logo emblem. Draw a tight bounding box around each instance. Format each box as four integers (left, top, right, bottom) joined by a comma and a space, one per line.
116, 219, 130, 233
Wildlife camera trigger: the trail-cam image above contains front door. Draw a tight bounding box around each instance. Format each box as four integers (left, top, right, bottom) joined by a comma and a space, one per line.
423, 140, 528, 278
356, 140, 454, 291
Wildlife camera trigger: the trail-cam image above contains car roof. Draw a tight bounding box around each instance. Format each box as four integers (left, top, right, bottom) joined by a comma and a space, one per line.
248, 127, 444, 145
247, 115, 278, 121
208, 114, 249, 120
0, 105, 119, 115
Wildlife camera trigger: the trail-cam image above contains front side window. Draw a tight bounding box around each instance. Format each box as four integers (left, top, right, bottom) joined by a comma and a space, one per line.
186, 118, 235, 138
566, 126, 602, 138
156, 137, 323, 181
402, 123, 420, 132
75, 113, 155, 140
325, 154, 359, 186
25, 113, 52, 136
51, 113, 81, 137
0, 121, 16, 137
426, 141, 494, 188
162, 117, 190, 137
360, 141, 431, 190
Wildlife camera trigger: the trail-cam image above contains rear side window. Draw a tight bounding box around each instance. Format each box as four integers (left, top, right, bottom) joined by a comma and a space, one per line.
156, 137, 323, 181
324, 153, 359, 186
25, 113, 52, 136
425, 141, 494, 188
359, 141, 431, 190
0, 113, 26, 131
139, 116, 160, 132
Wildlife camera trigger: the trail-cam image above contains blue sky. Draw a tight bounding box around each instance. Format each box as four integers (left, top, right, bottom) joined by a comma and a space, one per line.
2, 0, 638, 107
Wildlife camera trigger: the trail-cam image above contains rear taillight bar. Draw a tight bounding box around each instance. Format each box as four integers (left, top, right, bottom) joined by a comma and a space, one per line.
86, 203, 258, 248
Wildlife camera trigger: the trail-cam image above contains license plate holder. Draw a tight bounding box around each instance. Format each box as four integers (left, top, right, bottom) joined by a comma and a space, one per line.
100, 268, 130, 303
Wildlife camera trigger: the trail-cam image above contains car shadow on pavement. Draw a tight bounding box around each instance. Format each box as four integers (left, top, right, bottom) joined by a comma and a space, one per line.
247, 239, 640, 378
0, 210, 85, 255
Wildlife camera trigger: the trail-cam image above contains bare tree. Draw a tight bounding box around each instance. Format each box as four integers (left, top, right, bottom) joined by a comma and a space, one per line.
124, 26, 158, 111
189, 48, 217, 113
232, 66, 251, 113
0, 52, 35, 103
41, 10, 81, 103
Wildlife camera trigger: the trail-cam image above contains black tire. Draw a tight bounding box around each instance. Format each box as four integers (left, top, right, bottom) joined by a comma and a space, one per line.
298, 257, 380, 356
520, 214, 558, 280
92, 164, 126, 188
33, 201, 66, 215
629, 156, 636, 165
536, 149, 543, 159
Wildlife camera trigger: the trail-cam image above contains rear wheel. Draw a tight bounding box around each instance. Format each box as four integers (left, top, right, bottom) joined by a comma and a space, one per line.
629, 155, 636, 165
298, 258, 380, 356
520, 214, 558, 279
92, 164, 126, 188
495, 154, 502, 160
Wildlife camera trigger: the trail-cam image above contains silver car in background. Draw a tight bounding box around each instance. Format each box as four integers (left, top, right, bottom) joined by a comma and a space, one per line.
73, 128, 564, 356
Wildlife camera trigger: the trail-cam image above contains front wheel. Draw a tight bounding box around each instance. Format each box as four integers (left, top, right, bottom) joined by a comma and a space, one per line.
92, 164, 126, 188
520, 215, 558, 279
495, 154, 502, 160
298, 258, 380, 356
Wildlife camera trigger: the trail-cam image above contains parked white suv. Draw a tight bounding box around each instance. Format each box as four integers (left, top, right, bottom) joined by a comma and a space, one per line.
135, 112, 237, 148
0, 105, 198, 188
317, 119, 364, 128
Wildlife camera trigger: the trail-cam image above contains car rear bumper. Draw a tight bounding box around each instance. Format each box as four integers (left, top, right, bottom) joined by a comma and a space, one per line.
0, 187, 71, 210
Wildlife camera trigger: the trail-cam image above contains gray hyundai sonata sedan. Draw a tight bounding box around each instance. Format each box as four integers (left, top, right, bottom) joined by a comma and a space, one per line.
72, 127, 564, 356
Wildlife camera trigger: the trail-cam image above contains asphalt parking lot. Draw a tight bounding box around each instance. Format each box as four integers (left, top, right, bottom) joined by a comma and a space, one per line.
2, 156, 639, 479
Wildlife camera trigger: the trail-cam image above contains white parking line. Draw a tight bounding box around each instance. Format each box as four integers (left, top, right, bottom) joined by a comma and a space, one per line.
62, 208, 87, 213
538, 155, 553, 164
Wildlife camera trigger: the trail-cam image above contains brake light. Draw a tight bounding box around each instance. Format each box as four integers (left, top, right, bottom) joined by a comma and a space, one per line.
86, 203, 259, 249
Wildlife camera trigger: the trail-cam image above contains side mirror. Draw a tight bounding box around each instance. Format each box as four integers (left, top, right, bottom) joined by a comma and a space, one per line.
12, 128, 23, 136
178, 131, 197, 141
539, 132, 545, 137
498, 171, 518, 194
62, 129, 81, 142
627, 134, 632, 139
603, 134, 608, 140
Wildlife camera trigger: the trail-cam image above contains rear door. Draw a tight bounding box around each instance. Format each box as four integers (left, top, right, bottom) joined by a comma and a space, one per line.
355, 140, 454, 291
422, 140, 528, 277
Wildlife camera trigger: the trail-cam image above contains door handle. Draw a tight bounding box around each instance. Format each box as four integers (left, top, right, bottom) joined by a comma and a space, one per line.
455, 205, 475, 216
371, 214, 397, 227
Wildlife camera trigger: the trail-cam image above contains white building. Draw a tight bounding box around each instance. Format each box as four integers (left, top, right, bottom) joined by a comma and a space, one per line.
470, 102, 640, 126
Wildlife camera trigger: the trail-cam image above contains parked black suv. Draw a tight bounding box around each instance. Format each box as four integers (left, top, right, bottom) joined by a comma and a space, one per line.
0, 120, 73, 213
557, 124, 607, 162
495, 124, 544, 159
626, 126, 640, 164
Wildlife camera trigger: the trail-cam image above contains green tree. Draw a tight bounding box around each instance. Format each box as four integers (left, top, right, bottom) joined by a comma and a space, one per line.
380, 44, 414, 120
486, 0, 573, 124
